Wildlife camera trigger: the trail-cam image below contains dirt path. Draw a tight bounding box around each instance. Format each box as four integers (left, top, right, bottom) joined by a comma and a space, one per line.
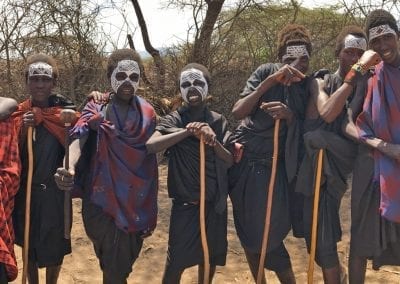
11, 164, 400, 283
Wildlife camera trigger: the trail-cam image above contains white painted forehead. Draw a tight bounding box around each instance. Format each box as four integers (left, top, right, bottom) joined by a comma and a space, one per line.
28, 62, 53, 78
115, 60, 140, 73
344, 34, 367, 51
180, 68, 206, 82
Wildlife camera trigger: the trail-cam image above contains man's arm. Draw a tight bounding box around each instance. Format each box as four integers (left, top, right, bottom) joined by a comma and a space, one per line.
146, 130, 191, 154
232, 64, 305, 120
316, 78, 354, 123
0, 97, 17, 121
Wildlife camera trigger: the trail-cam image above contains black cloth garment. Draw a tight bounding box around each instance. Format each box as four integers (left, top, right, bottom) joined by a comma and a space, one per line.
228, 63, 310, 256
13, 94, 73, 267
295, 72, 356, 268
156, 106, 230, 270
82, 199, 143, 279
351, 144, 400, 269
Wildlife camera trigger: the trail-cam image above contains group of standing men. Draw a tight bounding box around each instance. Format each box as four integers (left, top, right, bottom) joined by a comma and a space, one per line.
0, 7, 400, 284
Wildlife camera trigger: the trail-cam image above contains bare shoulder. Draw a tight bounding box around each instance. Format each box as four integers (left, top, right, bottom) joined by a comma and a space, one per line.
0, 97, 18, 120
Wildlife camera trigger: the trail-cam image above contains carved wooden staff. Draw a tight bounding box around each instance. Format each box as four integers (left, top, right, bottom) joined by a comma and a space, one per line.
60, 109, 77, 239
257, 119, 280, 284
199, 134, 210, 284
308, 149, 324, 284
22, 127, 34, 284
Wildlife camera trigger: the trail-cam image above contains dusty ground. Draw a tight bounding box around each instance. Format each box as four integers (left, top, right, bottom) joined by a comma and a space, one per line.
11, 163, 400, 283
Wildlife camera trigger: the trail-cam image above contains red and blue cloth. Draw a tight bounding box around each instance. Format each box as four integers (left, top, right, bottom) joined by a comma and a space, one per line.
71, 95, 158, 233
356, 62, 400, 223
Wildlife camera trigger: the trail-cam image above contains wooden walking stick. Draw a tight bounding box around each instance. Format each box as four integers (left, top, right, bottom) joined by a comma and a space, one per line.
60, 109, 77, 239
22, 127, 34, 284
307, 149, 324, 284
257, 119, 280, 284
199, 134, 210, 284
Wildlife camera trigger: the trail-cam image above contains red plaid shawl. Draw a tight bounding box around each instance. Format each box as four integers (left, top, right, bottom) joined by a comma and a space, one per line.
0, 118, 20, 281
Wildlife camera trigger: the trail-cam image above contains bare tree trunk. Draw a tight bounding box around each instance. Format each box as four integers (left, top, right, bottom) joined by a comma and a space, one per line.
127, 34, 151, 86
189, 0, 225, 66
130, 0, 165, 94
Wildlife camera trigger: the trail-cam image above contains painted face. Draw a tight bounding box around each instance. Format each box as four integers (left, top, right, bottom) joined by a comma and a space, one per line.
369, 25, 400, 65
179, 68, 208, 104
340, 34, 366, 73
110, 60, 140, 94
27, 62, 55, 105
281, 45, 310, 74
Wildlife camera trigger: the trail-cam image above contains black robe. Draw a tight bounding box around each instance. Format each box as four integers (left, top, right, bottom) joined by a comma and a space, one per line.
156, 106, 230, 269
228, 63, 310, 253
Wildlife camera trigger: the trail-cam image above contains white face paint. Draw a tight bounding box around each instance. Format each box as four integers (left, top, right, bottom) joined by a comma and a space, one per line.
344, 34, 367, 51
179, 68, 208, 103
369, 24, 397, 41
28, 62, 53, 78
282, 45, 310, 62
110, 60, 140, 94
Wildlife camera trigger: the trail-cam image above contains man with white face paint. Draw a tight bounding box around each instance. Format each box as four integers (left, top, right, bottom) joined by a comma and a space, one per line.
295, 25, 371, 283
146, 63, 233, 284
11, 53, 75, 284
55, 49, 158, 284
229, 24, 312, 284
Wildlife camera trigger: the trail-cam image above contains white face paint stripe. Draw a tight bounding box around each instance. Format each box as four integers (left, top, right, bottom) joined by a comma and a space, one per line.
282, 45, 310, 61
179, 68, 208, 103
28, 62, 53, 78
344, 34, 367, 51
369, 24, 397, 41
111, 60, 140, 94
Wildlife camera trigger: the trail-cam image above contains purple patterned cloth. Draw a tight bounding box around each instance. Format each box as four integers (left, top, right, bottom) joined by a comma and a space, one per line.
72, 96, 158, 233
356, 62, 400, 223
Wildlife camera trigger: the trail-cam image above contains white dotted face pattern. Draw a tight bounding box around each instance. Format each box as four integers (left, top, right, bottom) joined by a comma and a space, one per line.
179, 68, 208, 103
281, 45, 310, 61
28, 62, 53, 78
111, 60, 140, 94
369, 24, 397, 41
344, 34, 367, 51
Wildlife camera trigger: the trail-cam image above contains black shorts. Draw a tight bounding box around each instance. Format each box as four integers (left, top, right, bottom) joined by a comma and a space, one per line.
82, 200, 143, 280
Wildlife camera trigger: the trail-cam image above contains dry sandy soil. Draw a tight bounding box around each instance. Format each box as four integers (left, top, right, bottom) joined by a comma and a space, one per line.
11, 163, 400, 283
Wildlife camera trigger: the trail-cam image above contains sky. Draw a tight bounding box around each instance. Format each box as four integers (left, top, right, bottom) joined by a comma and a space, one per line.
98, 0, 344, 53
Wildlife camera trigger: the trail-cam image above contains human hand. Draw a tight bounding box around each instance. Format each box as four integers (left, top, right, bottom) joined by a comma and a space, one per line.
23, 111, 35, 128
260, 101, 293, 121
271, 64, 305, 86
379, 142, 400, 163
358, 50, 381, 70
87, 91, 109, 104
186, 122, 217, 146
54, 167, 75, 191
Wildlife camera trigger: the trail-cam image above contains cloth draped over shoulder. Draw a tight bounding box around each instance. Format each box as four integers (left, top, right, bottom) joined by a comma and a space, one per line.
0, 118, 20, 281
71, 96, 158, 233
12, 98, 73, 146
156, 106, 231, 214
296, 73, 356, 200
356, 62, 400, 223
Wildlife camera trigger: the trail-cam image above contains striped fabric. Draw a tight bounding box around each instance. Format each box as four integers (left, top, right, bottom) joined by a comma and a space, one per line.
0, 118, 20, 281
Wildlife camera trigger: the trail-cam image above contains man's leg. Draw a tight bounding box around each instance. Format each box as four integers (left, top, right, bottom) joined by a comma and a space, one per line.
103, 270, 127, 284
244, 250, 266, 284
162, 263, 184, 284
348, 252, 367, 284
46, 265, 61, 284
27, 261, 39, 284
198, 264, 216, 284
321, 265, 341, 284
